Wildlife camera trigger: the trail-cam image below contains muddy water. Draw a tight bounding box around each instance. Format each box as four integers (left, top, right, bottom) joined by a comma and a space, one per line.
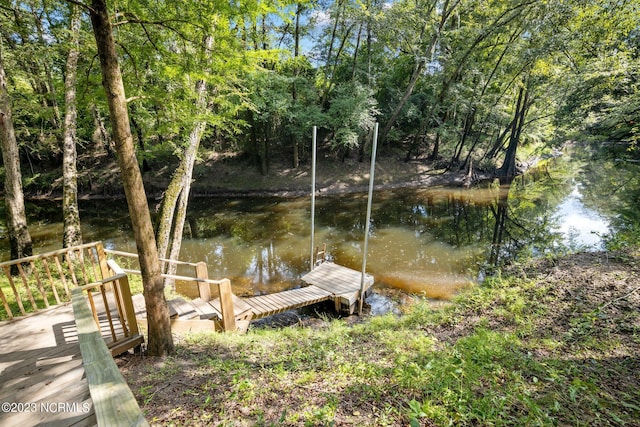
0, 155, 617, 300
171, 187, 505, 299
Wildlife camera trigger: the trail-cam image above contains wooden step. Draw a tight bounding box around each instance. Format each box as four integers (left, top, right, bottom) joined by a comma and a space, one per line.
131, 294, 147, 318
191, 297, 222, 320
167, 297, 199, 320
209, 294, 254, 321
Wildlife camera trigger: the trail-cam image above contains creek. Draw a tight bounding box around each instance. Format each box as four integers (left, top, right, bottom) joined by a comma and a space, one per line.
1, 149, 634, 301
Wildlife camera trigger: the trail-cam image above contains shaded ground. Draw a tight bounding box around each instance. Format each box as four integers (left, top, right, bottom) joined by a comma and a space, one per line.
117, 250, 640, 426
36, 149, 483, 200
180, 151, 477, 198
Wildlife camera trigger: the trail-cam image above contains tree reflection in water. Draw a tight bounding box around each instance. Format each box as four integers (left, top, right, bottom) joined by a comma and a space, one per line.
0, 151, 630, 301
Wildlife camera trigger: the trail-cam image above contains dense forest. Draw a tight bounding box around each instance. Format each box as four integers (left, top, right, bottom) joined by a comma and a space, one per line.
1, 0, 639, 355
2, 0, 639, 178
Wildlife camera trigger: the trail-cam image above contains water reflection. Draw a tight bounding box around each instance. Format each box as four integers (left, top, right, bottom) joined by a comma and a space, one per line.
554, 184, 609, 250
0, 153, 623, 300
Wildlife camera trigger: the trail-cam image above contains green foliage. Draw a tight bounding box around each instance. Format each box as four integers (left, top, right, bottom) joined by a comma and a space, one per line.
326, 82, 378, 152
2, 0, 639, 187
122, 253, 640, 425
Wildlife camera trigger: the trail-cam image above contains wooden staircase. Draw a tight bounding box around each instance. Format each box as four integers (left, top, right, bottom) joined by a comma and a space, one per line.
131, 262, 375, 334
104, 249, 375, 334
132, 293, 254, 334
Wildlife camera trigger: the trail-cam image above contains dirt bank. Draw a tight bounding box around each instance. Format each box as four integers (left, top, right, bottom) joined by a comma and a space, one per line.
142, 151, 485, 199
32, 149, 487, 200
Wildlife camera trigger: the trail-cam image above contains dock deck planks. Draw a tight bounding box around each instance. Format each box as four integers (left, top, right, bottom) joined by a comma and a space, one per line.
301, 263, 374, 312
0, 304, 96, 426
134, 263, 375, 330
243, 285, 333, 319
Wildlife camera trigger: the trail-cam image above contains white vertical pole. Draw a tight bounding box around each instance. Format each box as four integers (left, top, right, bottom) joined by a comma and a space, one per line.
310, 126, 317, 270
359, 122, 379, 315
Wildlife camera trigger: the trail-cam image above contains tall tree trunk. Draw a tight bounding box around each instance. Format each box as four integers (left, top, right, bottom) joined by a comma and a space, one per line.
0, 47, 33, 264
319, 0, 344, 108
497, 84, 530, 182
291, 4, 301, 169
249, 110, 259, 166
156, 34, 214, 286
130, 104, 150, 172
91, 104, 113, 154
321, 21, 355, 107
485, 118, 514, 159
32, 9, 61, 130
62, 5, 82, 248
89, 0, 173, 356
351, 21, 363, 80
450, 106, 476, 166
366, 5, 372, 87
260, 124, 269, 175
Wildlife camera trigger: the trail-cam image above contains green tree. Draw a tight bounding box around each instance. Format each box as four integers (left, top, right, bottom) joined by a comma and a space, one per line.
62, 4, 83, 248
89, 0, 173, 356
0, 43, 33, 263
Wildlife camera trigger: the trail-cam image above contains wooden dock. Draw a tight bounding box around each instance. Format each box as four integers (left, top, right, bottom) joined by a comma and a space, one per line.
134, 262, 375, 332
0, 305, 96, 426
301, 262, 375, 314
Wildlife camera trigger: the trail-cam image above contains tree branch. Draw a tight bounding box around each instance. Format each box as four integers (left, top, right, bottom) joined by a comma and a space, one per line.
113, 13, 202, 45
63, 0, 95, 14
600, 287, 640, 310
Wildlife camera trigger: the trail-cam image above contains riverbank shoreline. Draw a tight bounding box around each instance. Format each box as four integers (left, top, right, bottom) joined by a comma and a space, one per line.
25, 149, 497, 201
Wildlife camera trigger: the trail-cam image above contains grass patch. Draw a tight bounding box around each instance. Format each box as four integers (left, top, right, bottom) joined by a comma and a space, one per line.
119, 251, 640, 426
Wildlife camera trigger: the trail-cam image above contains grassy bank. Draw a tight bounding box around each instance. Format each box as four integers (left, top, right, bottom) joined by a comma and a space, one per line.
118, 251, 640, 426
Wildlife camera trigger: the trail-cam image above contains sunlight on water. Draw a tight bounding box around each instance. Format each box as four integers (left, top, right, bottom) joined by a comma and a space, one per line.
412, 185, 503, 206
375, 272, 473, 299
0, 155, 623, 303
554, 185, 609, 250
367, 228, 480, 299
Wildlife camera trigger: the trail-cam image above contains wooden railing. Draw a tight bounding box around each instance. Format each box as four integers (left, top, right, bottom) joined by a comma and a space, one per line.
76, 259, 144, 356
104, 248, 238, 331
0, 242, 143, 355
104, 248, 205, 283
72, 288, 148, 426
0, 242, 109, 320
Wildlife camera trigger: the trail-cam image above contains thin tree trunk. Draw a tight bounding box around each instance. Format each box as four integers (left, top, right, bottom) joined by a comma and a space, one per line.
62, 5, 82, 248
322, 21, 355, 106
32, 9, 61, 129
486, 118, 514, 159
450, 106, 476, 166
166, 181, 190, 275
130, 104, 150, 172
320, 0, 344, 108
379, 59, 425, 145
91, 104, 113, 154
249, 110, 259, 166
89, 0, 173, 356
351, 21, 363, 80
0, 47, 33, 265
155, 161, 183, 261
379, 0, 458, 144
260, 124, 269, 175
366, 6, 372, 87
156, 34, 214, 286
291, 5, 301, 169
